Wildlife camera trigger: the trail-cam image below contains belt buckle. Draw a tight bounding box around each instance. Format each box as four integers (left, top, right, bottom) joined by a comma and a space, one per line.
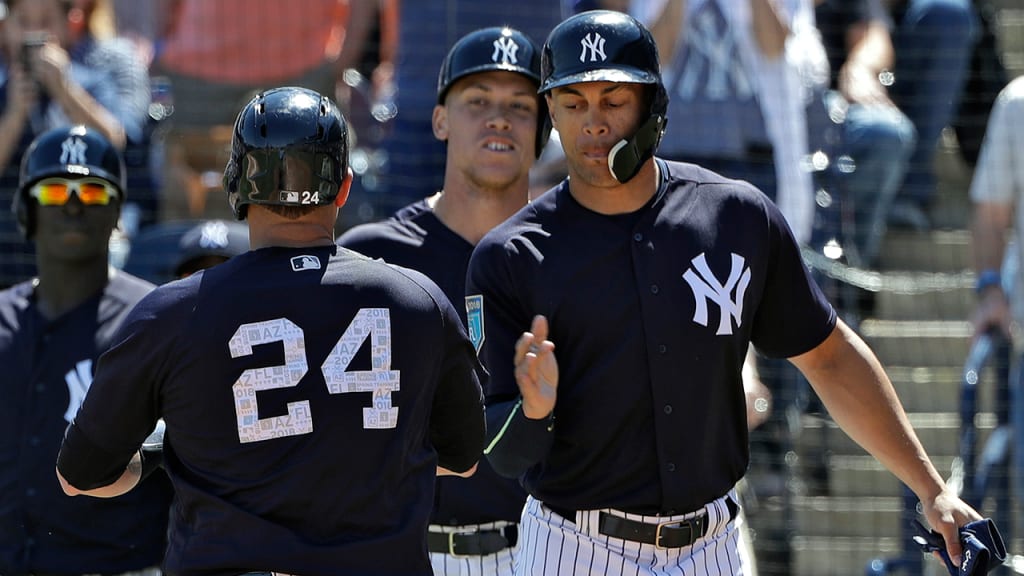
654, 514, 704, 549
447, 530, 474, 558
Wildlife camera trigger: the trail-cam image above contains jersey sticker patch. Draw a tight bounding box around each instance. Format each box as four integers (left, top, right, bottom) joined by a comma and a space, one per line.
465, 294, 484, 353
290, 255, 321, 271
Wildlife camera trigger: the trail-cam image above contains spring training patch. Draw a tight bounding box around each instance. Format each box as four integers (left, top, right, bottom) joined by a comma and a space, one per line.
466, 294, 484, 353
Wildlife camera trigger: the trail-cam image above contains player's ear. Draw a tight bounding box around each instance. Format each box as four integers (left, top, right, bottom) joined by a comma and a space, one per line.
334, 168, 353, 208
432, 104, 449, 142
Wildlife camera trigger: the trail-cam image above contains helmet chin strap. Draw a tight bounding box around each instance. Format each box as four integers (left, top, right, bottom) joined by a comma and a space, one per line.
607, 114, 665, 183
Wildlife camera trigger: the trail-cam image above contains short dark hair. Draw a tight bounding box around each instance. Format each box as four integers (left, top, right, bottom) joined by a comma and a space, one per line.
261, 204, 321, 220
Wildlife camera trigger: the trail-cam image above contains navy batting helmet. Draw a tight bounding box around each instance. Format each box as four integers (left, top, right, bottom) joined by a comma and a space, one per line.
540, 10, 668, 182
224, 86, 349, 220
437, 26, 550, 158
13, 124, 125, 239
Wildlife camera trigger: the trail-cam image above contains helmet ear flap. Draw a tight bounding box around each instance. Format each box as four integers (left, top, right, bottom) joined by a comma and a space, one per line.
12, 187, 32, 240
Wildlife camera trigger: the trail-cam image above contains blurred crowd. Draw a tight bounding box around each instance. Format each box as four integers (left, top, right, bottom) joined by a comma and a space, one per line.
0, 0, 1011, 297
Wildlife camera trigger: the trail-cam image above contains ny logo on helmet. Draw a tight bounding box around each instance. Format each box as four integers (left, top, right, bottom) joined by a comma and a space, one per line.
579, 32, 607, 63
492, 36, 519, 65
60, 137, 88, 165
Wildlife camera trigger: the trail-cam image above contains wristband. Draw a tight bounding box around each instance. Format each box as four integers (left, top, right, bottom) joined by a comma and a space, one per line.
976, 269, 1001, 294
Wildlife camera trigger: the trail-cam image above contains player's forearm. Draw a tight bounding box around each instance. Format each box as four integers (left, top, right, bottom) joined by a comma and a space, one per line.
49, 81, 126, 149
792, 320, 947, 502
483, 399, 554, 478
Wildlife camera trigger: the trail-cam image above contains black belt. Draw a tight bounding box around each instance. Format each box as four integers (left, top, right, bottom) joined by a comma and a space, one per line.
549, 497, 738, 549
427, 525, 518, 557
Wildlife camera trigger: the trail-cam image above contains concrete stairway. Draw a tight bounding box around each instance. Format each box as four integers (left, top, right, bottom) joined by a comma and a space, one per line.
750, 5, 1024, 571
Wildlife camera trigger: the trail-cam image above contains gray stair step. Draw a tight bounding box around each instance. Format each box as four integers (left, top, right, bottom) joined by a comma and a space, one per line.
888, 365, 1006, 413
791, 536, 948, 576
795, 412, 996, 458
875, 285, 974, 321
826, 455, 959, 498
857, 319, 971, 367
877, 230, 971, 272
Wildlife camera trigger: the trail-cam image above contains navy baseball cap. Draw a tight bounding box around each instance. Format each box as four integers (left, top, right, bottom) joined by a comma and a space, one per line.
174, 220, 249, 277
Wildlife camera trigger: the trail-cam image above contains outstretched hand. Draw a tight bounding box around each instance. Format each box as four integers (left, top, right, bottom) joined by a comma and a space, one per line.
514, 315, 558, 420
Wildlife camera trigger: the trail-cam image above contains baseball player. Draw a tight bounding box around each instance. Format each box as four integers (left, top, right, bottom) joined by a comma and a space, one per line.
338, 26, 548, 576
55, 87, 486, 576
0, 125, 173, 576
466, 11, 984, 576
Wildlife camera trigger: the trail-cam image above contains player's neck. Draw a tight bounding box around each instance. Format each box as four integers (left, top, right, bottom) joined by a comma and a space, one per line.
430, 184, 528, 245
569, 160, 659, 215
34, 261, 111, 319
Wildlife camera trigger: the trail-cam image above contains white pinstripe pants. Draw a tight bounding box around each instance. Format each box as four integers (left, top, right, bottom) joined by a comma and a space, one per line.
429, 520, 518, 576
515, 494, 747, 576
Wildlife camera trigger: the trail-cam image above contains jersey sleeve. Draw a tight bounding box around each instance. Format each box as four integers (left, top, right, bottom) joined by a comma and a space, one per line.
750, 199, 837, 358
57, 288, 180, 489
466, 231, 555, 477
430, 284, 487, 474
466, 237, 533, 404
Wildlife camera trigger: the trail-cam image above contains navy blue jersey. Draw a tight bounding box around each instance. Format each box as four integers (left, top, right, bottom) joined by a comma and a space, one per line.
0, 272, 172, 575
467, 159, 836, 515
58, 245, 486, 576
339, 200, 528, 526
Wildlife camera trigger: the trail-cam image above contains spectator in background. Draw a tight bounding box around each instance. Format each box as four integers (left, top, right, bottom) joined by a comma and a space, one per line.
816, 0, 975, 267
816, 0, 913, 268
339, 26, 547, 575
630, 0, 822, 247
0, 125, 172, 576
367, 1, 561, 224
885, 0, 976, 226
151, 0, 376, 221
0, 0, 151, 288
968, 75, 1024, 509
969, 76, 1024, 340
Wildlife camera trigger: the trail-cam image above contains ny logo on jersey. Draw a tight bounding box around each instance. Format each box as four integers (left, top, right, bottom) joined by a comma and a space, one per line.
682, 252, 751, 335
465, 294, 485, 353
492, 36, 519, 65
290, 255, 321, 271
579, 32, 606, 62
676, 6, 753, 102
63, 359, 93, 423
60, 136, 88, 166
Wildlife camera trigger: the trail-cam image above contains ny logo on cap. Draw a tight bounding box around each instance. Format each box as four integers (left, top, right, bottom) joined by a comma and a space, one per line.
198, 221, 230, 249
59, 137, 88, 165
492, 36, 519, 65
579, 32, 607, 62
